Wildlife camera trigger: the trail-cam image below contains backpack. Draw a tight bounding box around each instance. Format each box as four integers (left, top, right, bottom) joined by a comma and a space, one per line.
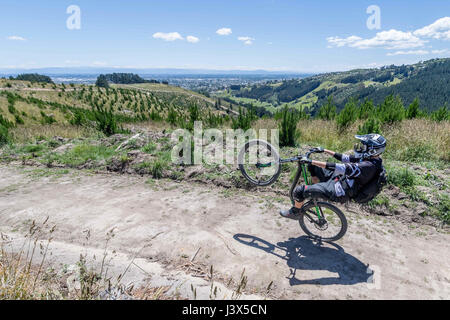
352, 165, 387, 204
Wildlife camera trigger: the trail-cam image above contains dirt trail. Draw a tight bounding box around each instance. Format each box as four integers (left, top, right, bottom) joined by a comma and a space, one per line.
0, 164, 448, 299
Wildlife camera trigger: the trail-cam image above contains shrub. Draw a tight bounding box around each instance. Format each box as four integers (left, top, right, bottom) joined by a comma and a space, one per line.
358, 99, 375, 120
189, 103, 200, 124
278, 106, 299, 147
0, 114, 14, 129
92, 105, 121, 136
317, 96, 336, 120
387, 166, 416, 189
336, 98, 358, 130
19, 144, 46, 154
149, 109, 162, 121
14, 114, 24, 125
70, 109, 87, 126
40, 112, 56, 125
166, 107, 178, 125
0, 125, 9, 146
430, 105, 449, 122
436, 194, 450, 224
231, 106, 256, 131
377, 94, 405, 124
8, 104, 18, 115
406, 98, 421, 119
151, 160, 166, 179
142, 142, 157, 154
357, 117, 382, 135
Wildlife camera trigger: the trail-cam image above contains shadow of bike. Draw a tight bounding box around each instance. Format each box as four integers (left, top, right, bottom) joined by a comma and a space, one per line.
233, 234, 373, 286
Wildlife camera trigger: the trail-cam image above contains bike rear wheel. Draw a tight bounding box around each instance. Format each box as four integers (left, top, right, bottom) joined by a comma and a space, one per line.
238, 140, 281, 186
299, 201, 347, 242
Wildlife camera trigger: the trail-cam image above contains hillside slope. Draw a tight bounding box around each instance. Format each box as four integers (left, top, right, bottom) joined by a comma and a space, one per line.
221, 58, 450, 113
0, 79, 229, 131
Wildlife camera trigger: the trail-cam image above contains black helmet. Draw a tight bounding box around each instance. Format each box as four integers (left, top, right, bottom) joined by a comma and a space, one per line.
354, 134, 386, 158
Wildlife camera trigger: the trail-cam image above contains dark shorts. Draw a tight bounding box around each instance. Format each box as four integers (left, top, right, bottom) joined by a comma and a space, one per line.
308, 164, 339, 182
294, 165, 349, 203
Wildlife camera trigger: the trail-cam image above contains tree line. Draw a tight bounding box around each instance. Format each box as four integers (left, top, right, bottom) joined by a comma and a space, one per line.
95, 73, 162, 88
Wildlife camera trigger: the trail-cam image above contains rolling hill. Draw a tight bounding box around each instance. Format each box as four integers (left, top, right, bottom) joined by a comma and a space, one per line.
218, 58, 450, 114
0, 78, 236, 132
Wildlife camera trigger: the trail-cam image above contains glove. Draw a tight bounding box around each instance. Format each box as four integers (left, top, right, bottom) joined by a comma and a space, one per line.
301, 157, 312, 164
314, 147, 324, 153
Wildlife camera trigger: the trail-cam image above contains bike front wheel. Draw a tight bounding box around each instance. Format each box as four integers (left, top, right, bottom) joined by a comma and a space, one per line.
238, 139, 281, 187
299, 201, 348, 242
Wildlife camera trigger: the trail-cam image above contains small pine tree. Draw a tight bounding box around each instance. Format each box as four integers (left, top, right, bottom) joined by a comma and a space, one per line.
336, 98, 358, 131
357, 117, 382, 135
149, 108, 162, 121
317, 96, 336, 120
431, 105, 449, 122
0, 124, 9, 146
189, 103, 200, 124
406, 98, 421, 119
278, 106, 299, 147
231, 106, 256, 131
377, 94, 405, 124
93, 105, 120, 136
166, 107, 178, 125
358, 98, 375, 120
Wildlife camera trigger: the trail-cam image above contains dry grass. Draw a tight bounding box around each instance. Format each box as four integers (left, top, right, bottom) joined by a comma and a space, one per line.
0, 222, 179, 300
384, 119, 450, 162
253, 118, 450, 162
124, 120, 171, 132
10, 124, 98, 144
0, 219, 57, 300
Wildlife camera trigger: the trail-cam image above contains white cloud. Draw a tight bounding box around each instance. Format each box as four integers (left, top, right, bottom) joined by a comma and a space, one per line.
216, 28, 232, 36
327, 16, 450, 52
432, 49, 450, 55
326, 35, 362, 47
92, 61, 107, 66
7, 36, 26, 41
414, 17, 450, 40
186, 35, 200, 43
327, 30, 426, 50
386, 50, 429, 56
238, 36, 255, 45
153, 32, 184, 42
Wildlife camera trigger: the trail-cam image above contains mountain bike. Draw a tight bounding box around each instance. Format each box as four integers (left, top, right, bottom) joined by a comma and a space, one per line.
238, 140, 348, 242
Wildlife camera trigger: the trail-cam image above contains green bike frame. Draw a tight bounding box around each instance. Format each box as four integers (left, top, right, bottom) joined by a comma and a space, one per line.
288, 161, 323, 220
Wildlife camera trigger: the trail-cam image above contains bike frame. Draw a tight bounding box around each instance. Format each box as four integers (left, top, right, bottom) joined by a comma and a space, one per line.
279, 152, 324, 220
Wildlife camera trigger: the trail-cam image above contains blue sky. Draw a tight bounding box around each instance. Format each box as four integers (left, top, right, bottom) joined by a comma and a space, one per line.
1, 0, 449, 72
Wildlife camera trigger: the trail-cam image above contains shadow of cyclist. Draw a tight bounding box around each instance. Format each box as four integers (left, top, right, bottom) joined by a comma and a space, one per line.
233, 234, 373, 286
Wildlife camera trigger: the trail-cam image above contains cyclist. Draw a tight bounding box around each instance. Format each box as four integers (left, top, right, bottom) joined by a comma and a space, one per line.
280, 133, 387, 219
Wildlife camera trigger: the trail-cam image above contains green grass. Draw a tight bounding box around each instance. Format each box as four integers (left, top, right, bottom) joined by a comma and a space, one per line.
393, 142, 436, 163
18, 144, 47, 154
386, 165, 416, 189
435, 194, 450, 224
367, 194, 391, 209
141, 142, 157, 154
49, 144, 117, 167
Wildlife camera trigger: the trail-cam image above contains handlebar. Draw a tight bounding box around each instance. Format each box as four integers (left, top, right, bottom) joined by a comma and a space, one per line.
304, 148, 322, 159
